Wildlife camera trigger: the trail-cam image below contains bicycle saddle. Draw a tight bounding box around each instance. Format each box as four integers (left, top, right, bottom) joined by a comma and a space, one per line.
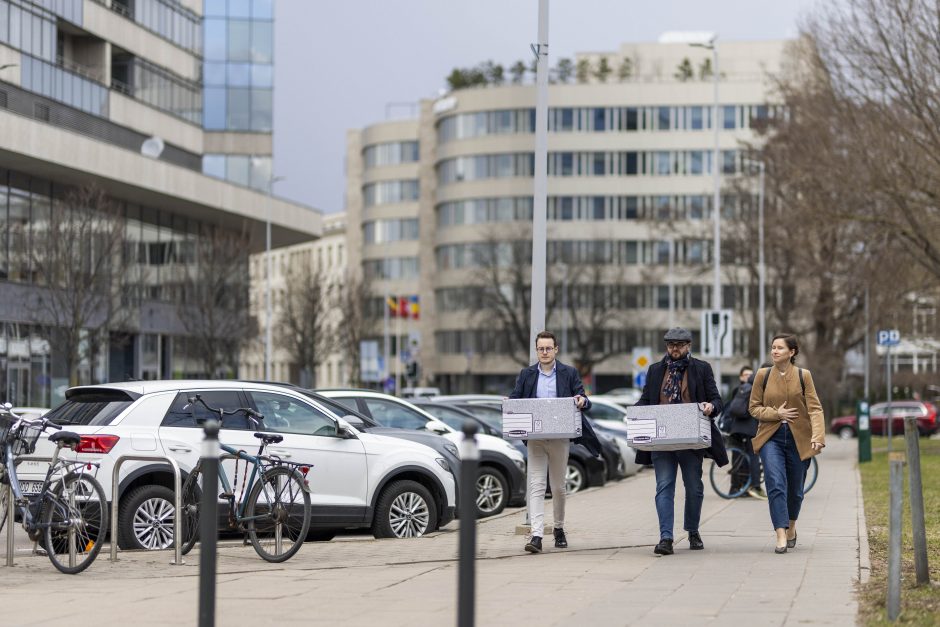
253, 432, 283, 445
48, 431, 82, 447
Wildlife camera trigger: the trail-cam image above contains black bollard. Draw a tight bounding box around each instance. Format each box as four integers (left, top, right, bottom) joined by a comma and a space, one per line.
199, 419, 220, 627
458, 420, 479, 627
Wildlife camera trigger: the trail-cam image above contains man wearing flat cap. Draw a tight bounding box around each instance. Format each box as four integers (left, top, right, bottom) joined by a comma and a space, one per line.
635, 327, 727, 556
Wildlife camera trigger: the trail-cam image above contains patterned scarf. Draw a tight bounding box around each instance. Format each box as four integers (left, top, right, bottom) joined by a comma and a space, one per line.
663, 353, 691, 404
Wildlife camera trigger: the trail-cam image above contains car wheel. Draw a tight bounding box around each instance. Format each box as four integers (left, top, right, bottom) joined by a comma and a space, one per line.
373, 480, 438, 539
475, 467, 508, 518
118, 485, 176, 550
837, 426, 855, 440
565, 460, 587, 494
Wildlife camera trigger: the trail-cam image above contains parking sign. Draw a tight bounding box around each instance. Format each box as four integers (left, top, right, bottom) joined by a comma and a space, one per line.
877, 329, 901, 346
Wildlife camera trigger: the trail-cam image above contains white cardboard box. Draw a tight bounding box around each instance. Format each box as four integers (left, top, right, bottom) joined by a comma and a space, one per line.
501, 397, 581, 440
623, 403, 711, 451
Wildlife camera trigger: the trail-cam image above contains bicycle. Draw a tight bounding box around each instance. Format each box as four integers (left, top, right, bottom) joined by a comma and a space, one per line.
709, 434, 819, 499
179, 395, 312, 562
0, 405, 107, 574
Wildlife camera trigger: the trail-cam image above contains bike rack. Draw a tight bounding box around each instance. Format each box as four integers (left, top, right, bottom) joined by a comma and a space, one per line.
4, 456, 53, 568
109, 455, 184, 566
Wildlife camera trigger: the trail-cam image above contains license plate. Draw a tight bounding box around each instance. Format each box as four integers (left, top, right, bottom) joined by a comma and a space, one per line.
20, 481, 43, 495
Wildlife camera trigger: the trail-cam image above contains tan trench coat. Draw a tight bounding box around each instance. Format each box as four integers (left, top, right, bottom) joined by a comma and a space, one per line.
749, 366, 826, 461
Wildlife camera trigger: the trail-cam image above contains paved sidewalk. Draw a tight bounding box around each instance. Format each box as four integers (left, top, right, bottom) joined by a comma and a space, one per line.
0, 439, 862, 626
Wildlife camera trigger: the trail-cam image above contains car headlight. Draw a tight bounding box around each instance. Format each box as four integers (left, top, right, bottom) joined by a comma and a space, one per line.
444, 442, 459, 458
435, 457, 450, 472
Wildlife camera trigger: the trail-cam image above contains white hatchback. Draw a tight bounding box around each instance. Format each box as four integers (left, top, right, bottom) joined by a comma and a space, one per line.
19, 381, 456, 550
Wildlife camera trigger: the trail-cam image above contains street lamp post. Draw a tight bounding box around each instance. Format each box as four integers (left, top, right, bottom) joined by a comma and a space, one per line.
743, 159, 766, 365
263, 172, 286, 381
528, 0, 550, 364
660, 30, 721, 380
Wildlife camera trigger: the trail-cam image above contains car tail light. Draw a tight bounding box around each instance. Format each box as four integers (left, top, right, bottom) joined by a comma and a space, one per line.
75, 435, 120, 454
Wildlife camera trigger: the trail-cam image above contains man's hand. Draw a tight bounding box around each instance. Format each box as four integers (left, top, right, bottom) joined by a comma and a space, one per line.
574, 395, 587, 409
698, 401, 714, 416
777, 401, 798, 423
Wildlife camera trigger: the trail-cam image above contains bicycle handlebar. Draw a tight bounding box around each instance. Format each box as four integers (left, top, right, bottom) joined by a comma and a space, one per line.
186, 394, 264, 425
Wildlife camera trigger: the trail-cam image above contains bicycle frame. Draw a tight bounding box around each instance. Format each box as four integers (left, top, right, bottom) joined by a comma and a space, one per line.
217, 442, 267, 526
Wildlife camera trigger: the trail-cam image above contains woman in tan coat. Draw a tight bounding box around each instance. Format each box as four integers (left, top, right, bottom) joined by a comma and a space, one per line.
749, 334, 825, 553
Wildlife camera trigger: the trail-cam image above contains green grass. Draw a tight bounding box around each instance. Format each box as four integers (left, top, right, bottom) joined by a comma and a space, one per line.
859, 437, 940, 625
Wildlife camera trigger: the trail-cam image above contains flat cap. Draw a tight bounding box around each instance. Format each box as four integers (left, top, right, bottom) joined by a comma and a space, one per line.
663, 327, 693, 342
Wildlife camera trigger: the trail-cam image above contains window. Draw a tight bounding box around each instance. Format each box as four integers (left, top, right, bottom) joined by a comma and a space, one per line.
690, 106, 704, 130
657, 107, 670, 131
722, 105, 736, 130
162, 391, 248, 428
362, 398, 431, 431
249, 391, 337, 436
44, 390, 136, 426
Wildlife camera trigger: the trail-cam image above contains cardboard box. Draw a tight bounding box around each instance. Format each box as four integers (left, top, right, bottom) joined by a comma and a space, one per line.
623, 403, 712, 451
501, 397, 582, 440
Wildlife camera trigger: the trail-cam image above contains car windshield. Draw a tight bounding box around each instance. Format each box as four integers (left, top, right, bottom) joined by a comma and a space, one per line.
44, 390, 137, 426
297, 391, 379, 428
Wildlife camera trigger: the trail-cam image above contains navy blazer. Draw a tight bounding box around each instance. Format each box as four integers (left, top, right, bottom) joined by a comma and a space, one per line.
634, 355, 728, 467
510, 361, 602, 456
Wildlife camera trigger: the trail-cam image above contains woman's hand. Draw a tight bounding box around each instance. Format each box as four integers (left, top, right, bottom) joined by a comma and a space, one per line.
777, 401, 798, 423
811, 441, 825, 452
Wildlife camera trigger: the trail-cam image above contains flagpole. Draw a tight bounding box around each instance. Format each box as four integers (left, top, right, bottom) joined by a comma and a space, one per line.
383, 288, 390, 392
395, 303, 402, 396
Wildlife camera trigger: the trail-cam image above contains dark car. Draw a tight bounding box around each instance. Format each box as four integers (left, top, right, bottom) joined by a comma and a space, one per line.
444, 401, 607, 493
830, 401, 939, 439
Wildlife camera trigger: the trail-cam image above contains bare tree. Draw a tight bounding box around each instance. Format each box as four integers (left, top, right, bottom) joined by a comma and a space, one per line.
278, 266, 332, 387
333, 271, 373, 386
177, 225, 253, 378
29, 185, 127, 386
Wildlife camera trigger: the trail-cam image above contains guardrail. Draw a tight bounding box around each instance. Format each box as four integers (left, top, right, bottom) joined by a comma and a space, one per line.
4, 456, 53, 567
109, 455, 184, 566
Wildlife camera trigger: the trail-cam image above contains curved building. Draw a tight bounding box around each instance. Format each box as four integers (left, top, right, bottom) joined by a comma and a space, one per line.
346, 40, 787, 393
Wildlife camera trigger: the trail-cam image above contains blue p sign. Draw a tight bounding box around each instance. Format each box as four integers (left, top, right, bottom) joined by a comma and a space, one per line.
877, 329, 901, 346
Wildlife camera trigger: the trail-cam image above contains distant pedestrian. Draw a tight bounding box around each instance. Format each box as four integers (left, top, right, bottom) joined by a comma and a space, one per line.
509, 331, 601, 554
725, 366, 765, 499
749, 334, 825, 553
635, 327, 727, 556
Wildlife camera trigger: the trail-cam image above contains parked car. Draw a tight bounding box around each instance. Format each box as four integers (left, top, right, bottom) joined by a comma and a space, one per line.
440, 400, 607, 493
20, 381, 457, 550
315, 390, 526, 517
591, 392, 641, 408
830, 401, 939, 439
581, 398, 644, 477
400, 387, 441, 399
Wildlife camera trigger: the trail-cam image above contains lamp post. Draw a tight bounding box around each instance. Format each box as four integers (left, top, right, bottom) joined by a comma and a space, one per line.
743, 159, 766, 365
660, 30, 720, 379
262, 171, 286, 381
528, 0, 550, 364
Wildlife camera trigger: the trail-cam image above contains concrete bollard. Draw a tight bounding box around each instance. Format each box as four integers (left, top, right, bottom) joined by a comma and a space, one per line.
887, 454, 904, 622
199, 419, 220, 627
903, 417, 930, 586
457, 420, 479, 627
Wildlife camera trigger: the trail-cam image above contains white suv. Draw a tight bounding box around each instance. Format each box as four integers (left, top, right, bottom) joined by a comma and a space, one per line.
20, 381, 456, 550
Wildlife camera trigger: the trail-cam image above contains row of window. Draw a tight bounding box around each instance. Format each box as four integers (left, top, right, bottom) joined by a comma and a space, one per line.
434, 328, 758, 357
205, 17, 273, 64
118, 57, 202, 124
30, 0, 81, 25
363, 179, 419, 207
205, 0, 273, 19
204, 61, 273, 88
434, 238, 712, 270
21, 55, 108, 116
0, 0, 57, 63
121, 0, 201, 53
363, 141, 420, 168
362, 256, 419, 281
437, 149, 741, 184
202, 154, 271, 191
436, 104, 775, 142
437, 194, 757, 226
363, 218, 420, 244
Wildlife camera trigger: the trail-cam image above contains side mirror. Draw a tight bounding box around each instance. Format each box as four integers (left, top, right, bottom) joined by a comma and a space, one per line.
427, 421, 450, 434
338, 418, 360, 439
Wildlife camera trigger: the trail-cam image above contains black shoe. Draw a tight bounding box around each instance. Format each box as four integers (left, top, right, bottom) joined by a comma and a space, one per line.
525, 536, 542, 554
654, 538, 674, 555
554, 528, 568, 549
688, 532, 704, 550
787, 533, 797, 549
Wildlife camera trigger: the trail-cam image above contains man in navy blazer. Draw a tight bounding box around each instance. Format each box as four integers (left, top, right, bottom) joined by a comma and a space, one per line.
635, 327, 727, 556
510, 331, 598, 554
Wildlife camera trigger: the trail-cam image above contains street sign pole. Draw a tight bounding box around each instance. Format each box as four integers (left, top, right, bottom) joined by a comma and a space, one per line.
886, 343, 892, 454
857, 400, 871, 463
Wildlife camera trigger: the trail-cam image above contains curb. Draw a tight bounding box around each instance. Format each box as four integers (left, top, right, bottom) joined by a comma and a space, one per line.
856, 465, 871, 585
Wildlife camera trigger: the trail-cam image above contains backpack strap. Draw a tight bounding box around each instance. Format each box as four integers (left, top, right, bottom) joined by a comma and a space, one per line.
761, 367, 805, 396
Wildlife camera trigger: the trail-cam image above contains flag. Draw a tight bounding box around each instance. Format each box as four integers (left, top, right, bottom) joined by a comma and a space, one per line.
386, 295, 399, 317
408, 295, 420, 320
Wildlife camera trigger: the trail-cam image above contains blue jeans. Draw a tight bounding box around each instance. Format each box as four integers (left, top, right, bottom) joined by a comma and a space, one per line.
758, 423, 811, 529
651, 450, 704, 540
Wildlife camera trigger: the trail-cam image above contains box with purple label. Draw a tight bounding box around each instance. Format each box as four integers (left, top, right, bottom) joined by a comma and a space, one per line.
501, 397, 581, 440
623, 403, 711, 451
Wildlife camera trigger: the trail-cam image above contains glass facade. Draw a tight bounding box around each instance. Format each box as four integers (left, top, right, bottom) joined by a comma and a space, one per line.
362, 179, 419, 206
21, 54, 108, 116
362, 256, 419, 280
203, 0, 274, 131
0, 0, 58, 62
202, 154, 271, 189
114, 0, 201, 53
363, 141, 419, 168
363, 218, 419, 244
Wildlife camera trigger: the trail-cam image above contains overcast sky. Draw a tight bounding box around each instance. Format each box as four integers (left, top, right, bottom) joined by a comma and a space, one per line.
272, 0, 822, 214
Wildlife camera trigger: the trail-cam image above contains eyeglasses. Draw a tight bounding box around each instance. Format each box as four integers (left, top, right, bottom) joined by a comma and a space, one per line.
536, 346, 557, 353
666, 342, 690, 350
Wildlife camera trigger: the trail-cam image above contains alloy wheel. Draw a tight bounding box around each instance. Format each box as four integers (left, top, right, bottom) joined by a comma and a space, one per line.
475, 473, 505, 515
388, 491, 430, 538
565, 464, 585, 493
132, 497, 176, 550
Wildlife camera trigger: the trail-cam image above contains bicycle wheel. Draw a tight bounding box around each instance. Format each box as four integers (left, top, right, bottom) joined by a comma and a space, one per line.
0, 482, 8, 534
180, 464, 202, 556
803, 456, 819, 494
244, 466, 310, 563
42, 472, 107, 575
710, 447, 751, 499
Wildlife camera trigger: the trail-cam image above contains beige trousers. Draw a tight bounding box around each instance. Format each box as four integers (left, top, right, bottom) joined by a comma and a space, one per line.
526, 438, 570, 538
